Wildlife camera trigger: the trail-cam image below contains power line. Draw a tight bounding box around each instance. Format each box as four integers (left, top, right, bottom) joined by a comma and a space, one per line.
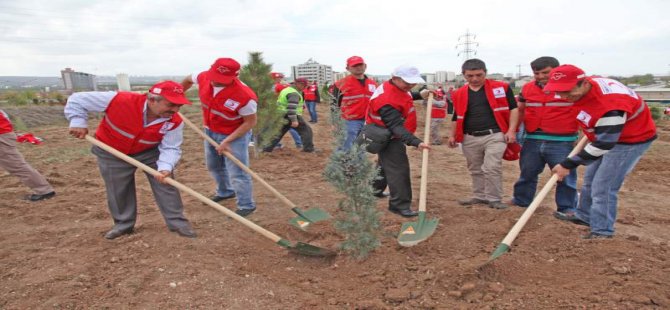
455, 29, 478, 62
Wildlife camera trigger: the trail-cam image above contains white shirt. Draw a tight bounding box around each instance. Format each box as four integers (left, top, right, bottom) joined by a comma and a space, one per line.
191, 73, 258, 116
64, 91, 184, 172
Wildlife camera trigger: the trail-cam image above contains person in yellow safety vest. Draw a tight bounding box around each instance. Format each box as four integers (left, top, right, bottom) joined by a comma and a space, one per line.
262, 77, 315, 153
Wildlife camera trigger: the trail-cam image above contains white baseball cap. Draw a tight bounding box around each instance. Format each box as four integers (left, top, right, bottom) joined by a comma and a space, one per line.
391, 65, 426, 84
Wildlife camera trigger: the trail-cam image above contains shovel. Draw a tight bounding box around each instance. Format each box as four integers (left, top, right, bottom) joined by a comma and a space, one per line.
85, 135, 335, 257
397, 93, 439, 247
178, 112, 331, 230
489, 136, 589, 261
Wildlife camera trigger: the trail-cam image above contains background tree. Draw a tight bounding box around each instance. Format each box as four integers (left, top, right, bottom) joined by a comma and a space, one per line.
239, 52, 284, 155
323, 110, 381, 259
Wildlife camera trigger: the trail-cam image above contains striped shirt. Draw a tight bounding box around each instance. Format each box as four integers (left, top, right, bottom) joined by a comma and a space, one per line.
561, 110, 626, 169
64, 91, 184, 172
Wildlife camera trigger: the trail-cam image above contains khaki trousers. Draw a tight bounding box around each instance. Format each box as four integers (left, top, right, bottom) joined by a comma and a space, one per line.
461, 132, 506, 202
0, 132, 54, 194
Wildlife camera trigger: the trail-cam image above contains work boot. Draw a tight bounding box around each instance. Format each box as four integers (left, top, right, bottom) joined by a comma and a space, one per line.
488, 201, 509, 209
581, 232, 613, 239
25, 191, 56, 202
554, 211, 589, 227
104, 227, 133, 240
169, 226, 197, 238
210, 193, 236, 202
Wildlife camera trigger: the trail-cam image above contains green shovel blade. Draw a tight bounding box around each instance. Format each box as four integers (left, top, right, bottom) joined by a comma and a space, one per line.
397, 212, 439, 247
489, 243, 510, 261
288, 207, 331, 230
277, 239, 337, 257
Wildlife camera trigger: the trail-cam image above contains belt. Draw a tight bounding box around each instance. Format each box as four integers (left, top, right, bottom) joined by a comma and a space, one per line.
466, 128, 501, 136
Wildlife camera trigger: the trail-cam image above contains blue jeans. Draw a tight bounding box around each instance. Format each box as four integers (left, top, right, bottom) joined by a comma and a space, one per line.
289, 128, 302, 147
306, 101, 318, 122
516, 123, 526, 146
204, 129, 255, 210
512, 139, 577, 213
575, 141, 652, 236
341, 119, 365, 151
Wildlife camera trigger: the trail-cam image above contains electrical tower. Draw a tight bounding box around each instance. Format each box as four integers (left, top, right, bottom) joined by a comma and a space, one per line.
516, 64, 523, 78
455, 29, 479, 61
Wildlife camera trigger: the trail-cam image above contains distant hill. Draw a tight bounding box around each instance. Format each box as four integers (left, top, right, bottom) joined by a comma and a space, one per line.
0, 75, 186, 90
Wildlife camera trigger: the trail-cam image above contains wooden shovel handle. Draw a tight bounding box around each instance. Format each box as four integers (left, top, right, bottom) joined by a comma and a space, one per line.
500, 136, 589, 246
178, 112, 298, 209
418, 93, 433, 213
84, 135, 282, 243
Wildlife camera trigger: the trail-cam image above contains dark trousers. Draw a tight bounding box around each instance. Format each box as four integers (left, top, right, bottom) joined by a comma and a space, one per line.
373, 139, 412, 211
263, 115, 314, 152
92, 146, 190, 232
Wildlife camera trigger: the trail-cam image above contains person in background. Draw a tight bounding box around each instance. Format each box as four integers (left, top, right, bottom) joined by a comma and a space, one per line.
270, 72, 303, 149
0, 109, 55, 201
430, 86, 448, 145
263, 77, 315, 153
304, 81, 320, 123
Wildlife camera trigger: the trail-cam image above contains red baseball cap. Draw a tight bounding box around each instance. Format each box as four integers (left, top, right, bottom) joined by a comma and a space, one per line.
149, 81, 191, 105
346, 56, 365, 67
207, 58, 240, 84
543, 64, 586, 92
294, 77, 309, 84
270, 72, 284, 79
502, 142, 522, 161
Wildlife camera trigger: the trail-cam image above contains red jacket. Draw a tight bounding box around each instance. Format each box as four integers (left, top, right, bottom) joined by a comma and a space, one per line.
366, 81, 417, 134
521, 81, 578, 134
0, 110, 12, 134
197, 74, 258, 135
95, 92, 182, 155
576, 77, 656, 143
303, 84, 318, 101
336, 75, 378, 120
452, 79, 512, 143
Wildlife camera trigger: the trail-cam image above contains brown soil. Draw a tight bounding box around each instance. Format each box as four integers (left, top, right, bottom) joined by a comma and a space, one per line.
1, 104, 669, 309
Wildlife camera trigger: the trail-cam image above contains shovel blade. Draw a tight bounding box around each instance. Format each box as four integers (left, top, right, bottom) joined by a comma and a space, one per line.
287, 241, 337, 257
288, 207, 331, 230
397, 212, 439, 247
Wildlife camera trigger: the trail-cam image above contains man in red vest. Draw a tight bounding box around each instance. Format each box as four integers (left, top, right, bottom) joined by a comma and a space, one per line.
65, 81, 196, 239
0, 109, 55, 201
447, 59, 519, 210
182, 58, 258, 217
303, 81, 320, 123
509, 57, 579, 215
547, 65, 657, 239
430, 86, 448, 145
333, 56, 378, 151
366, 65, 431, 217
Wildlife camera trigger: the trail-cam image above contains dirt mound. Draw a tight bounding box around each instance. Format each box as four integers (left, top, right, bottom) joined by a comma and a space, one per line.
1, 104, 669, 308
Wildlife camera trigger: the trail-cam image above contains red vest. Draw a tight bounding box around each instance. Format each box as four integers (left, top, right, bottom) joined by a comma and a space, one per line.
95, 92, 182, 155
522, 81, 578, 134
303, 84, 318, 101
0, 110, 13, 134
336, 75, 378, 120
197, 74, 258, 135
366, 81, 417, 134
575, 78, 656, 143
452, 79, 512, 142
431, 100, 447, 119
274, 82, 288, 94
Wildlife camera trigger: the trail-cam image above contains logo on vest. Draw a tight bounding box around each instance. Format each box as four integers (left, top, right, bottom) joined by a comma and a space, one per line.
551, 72, 567, 80
576, 110, 592, 127
368, 84, 376, 93
223, 99, 240, 111
159, 122, 175, 134
493, 87, 506, 99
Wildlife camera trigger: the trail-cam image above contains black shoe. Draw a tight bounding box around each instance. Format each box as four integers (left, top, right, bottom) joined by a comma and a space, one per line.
554, 211, 589, 227
211, 193, 236, 202
388, 208, 418, 218
26, 191, 55, 202
458, 198, 488, 206
235, 208, 256, 217
581, 232, 613, 239
169, 226, 197, 238
374, 191, 390, 198
104, 228, 133, 240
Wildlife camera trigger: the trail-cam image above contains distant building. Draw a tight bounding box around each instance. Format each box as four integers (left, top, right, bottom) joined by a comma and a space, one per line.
446, 71, 456, 81
116, 73, 131, 91
488, 73, 504, 81
635, 88, 670, 100
332, 71, 348, 82
424, 73, 436, 84
435, 71, 448, 83
291, 58, 333, 86
61, 68, 97, 92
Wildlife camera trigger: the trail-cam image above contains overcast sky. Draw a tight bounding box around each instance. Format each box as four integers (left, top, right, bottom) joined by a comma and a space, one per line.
1, 0, 669, 77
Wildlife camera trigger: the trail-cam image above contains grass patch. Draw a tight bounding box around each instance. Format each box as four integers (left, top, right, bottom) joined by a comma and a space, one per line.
42, 146, 91, 164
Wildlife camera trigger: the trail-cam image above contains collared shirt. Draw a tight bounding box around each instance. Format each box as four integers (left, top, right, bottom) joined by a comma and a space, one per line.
64, 91, 184, 172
